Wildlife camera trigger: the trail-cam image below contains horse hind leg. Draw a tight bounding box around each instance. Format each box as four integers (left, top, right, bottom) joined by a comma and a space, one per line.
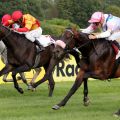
83, 78, 90, 106
28, 68, 42, 91
12, 64, 31, 94
3, 73, 13, 82
30, 68, 41, 85
19, 72, 30, 87
12, 72, 23, 94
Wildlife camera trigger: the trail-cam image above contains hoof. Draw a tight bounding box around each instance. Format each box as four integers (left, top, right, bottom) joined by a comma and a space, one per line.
48, 94, 52, 97
28, 84, 33, 90
31, 88, 36, 91
52, 105, 60, 110
83, 97, 90, 106
17, 88, 24, 94
84, 100, 90, 106
31, 83, 37, 88
113, 109, 120, 117
48, 92, 53, 97
17, 76, 22, 80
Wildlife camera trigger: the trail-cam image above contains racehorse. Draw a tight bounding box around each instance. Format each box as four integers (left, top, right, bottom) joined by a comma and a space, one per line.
0, 24, 56, 96
34, 27, 120, 114
0, 24, 80, 96
0, 40, 42, 90
51, 28, 120, 115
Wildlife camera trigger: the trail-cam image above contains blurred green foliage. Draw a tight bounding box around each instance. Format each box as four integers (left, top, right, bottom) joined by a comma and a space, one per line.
0, 0, 120, 35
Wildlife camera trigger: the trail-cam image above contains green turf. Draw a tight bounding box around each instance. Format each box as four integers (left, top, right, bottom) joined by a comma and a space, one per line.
0, 79, 120, 120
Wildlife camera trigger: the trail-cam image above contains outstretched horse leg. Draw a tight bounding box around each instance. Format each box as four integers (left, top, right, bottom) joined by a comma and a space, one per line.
0, 64, 14, 77
48, 73, 55, 97
12, 72, 24, 94
33, 70, 55, 96
33, 59, 57, 96
28, 68, 41, 91
19, 72, 29, 87
2, 73, 10, 82
83, 78, 90, 106
2, 72, 28, 83
30, 68, 41, 85
52, 70, 85, 110
11, 64, 31, 94
44, 64, 55, 97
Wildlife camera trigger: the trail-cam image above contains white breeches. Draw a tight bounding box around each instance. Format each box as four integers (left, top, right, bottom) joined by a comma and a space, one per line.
107, 31, 120, 44
25, 27, 42, 42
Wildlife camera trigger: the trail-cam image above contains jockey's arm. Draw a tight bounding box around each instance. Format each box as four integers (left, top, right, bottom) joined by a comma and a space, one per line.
95, 29, 112, 39
17, 20, 32, 32
3, 20, 14, 26
80, 24, 97, 34
17, 27, 29, 32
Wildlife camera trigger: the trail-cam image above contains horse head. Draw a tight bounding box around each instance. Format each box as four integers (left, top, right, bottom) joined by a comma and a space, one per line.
53, 27, 90, 60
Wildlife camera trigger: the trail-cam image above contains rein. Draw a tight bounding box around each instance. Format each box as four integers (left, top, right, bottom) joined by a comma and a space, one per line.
64, 29, 99, 56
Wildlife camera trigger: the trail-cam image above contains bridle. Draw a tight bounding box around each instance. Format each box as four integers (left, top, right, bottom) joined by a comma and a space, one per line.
63, 29, 91, 53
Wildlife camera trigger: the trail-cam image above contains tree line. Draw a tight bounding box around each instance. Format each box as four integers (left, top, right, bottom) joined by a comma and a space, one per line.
0, 0, 120, 35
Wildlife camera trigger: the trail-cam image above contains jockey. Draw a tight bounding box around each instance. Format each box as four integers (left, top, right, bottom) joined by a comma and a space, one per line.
81, 11, 120, 59
11, 10, 44, 51
1, 14, 20, 29
1, 14, 14, 26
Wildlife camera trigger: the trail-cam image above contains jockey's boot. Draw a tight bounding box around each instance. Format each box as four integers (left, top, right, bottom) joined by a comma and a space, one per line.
34, 40, 45, 52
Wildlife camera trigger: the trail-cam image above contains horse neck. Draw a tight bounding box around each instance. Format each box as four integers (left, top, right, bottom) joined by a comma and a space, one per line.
77, 33, 92, 56
0, 25, 28, 50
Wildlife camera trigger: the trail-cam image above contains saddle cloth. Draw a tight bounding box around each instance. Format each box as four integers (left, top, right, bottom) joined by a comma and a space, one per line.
36, 35, 55, 47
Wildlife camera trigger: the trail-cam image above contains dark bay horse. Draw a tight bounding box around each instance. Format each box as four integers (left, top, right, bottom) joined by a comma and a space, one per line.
51, 28, 120, 114
34, 28, 120, 114
0, 24, 56, 96
0, 25, 80, 96
0, 40, 42, 90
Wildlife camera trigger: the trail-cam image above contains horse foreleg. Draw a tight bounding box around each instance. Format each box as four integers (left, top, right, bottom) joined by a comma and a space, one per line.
19, 72, 29, 86
33, 58, 57, 88
48, 74, 55, 97
83, 78, 90, 106
12, 72, 24, 94
43, 65, 55, 97
11, 64, 31, 94
2, 73, 11, 82
0, 64, 14, 77
52, 70, 85, 110
28, 68, 41, 91
30, 68, 41, 85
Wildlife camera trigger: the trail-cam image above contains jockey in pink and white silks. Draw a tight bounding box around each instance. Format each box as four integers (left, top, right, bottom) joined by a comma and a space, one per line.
81, 11, 120, 59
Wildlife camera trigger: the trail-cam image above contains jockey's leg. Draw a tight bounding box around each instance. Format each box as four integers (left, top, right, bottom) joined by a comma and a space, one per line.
34, 39, 45, 51
108, 32, 120, 59
25, 28, 45, 52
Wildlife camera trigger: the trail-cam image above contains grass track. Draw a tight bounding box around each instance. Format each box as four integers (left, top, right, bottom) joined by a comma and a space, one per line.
0, 79, 120, 120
